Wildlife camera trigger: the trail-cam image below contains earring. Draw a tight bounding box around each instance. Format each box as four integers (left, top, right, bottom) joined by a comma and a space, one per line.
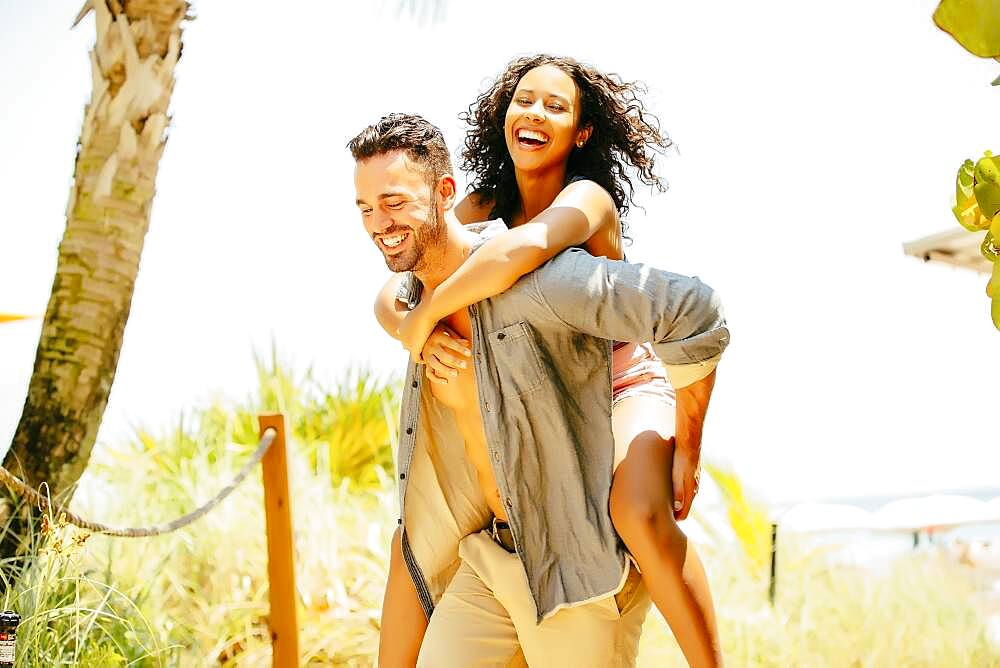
576, 140, 585, 148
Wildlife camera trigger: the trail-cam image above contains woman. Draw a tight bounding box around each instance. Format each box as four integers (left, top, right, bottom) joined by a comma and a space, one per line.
377, 54, 723, 667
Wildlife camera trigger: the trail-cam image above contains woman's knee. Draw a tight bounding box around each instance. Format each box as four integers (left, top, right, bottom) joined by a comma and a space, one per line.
610, 479, 685, 556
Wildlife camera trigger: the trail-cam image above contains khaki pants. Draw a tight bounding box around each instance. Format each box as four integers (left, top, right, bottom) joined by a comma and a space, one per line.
417, 531, 650, 668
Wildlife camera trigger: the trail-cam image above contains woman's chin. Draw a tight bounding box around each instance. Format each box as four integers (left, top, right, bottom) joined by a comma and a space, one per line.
510, 152, 565, 174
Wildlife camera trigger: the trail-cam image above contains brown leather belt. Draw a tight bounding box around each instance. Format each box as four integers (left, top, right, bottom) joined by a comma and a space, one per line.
490, 517, 517, 553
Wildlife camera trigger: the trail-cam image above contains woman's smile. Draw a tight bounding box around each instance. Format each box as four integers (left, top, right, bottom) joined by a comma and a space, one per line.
514, 127, 551, 151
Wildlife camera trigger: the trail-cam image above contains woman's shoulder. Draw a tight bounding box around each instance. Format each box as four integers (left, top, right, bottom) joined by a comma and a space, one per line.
562, 176, 616, 206
559, 177, 624, 260
455, 190, 495, 224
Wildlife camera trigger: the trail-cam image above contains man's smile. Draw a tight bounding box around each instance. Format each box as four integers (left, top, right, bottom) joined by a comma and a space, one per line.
377, 230, 411, 254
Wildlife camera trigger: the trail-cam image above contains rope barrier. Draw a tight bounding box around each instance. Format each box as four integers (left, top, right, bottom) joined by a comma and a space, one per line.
0, 428, 276, 537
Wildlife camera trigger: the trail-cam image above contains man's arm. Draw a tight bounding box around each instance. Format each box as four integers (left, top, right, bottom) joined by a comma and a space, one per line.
530, 250, 729, 518
530, 248, 730, 381
378, 527, 427, 667
672, 368, 716, 520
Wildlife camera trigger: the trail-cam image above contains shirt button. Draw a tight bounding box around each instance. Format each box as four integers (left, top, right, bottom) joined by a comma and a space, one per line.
492, 451, 500, 462
397, 518, 402, 525
497, 332, 506, 340
412, 380, 418, 388
505, 498, 513, 508
405, 427, 413, 435
399, 473, 406, 480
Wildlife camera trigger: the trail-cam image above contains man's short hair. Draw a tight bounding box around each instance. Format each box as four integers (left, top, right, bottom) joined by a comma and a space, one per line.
347, 113, 453, 186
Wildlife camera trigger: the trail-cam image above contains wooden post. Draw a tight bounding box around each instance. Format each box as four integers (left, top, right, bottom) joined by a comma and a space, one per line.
768, 522, 778, 606
258, 414, 299, 667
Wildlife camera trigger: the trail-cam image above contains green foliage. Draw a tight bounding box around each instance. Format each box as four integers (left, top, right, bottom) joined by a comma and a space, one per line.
249, 344, 400, 489
639, 541, 1000, 666
950, 152, 1000, 331
703, 463, 773, 576
0, 507, 168, 667
68, 351, 400, 664
89, 346, 401, 499
6, 352, 999, 664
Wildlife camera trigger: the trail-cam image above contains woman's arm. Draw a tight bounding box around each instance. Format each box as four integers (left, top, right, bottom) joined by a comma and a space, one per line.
375, 272, 473, 382
397, 180, 617, 355
374, 273, 407, 341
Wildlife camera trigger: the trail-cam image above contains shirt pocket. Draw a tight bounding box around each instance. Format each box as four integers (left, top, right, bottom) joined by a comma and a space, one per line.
488, 321, 545, 398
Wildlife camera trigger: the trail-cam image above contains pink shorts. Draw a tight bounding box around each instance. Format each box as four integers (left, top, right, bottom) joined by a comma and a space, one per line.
611, 342, 675, 409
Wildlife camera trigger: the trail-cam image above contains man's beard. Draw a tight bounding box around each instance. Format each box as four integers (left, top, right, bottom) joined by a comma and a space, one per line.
381, 197, 446, 274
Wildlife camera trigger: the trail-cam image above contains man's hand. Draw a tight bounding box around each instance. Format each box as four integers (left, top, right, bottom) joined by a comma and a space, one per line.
397, 300, 438, 362
671, 369, 716, 520
671, 444, 701, 522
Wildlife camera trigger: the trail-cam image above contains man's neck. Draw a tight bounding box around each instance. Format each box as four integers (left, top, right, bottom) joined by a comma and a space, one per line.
414, 211, 475, 291
514, 165, 567, 225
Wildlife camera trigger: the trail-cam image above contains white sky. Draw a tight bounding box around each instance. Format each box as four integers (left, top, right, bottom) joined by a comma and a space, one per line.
1, 0, 997, 505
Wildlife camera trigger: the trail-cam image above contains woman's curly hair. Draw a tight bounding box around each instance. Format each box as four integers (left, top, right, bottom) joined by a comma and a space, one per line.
460, 54, 673, 232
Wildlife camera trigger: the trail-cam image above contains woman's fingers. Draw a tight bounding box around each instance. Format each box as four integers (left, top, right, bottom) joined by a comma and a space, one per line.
423, 333, 471, 372
424, 364, 449, 385
440, 335, 472, 357
418, 325, 472, 383
431, 348, 467, 371
428, 329, 471, 358
426, 354, 459, 380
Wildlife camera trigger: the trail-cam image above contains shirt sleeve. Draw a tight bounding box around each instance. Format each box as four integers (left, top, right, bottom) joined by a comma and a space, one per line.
528, 248, 730, 385
662, 353, 721, 389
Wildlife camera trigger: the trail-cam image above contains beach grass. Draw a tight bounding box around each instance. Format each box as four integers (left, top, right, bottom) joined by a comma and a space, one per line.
3, 357, 997, 666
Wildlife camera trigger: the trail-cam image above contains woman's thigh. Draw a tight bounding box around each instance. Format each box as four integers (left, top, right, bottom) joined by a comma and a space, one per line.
611, 393, 676, 509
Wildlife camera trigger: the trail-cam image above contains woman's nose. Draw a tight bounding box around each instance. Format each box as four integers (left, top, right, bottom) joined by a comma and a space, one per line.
524, 101, 545, 122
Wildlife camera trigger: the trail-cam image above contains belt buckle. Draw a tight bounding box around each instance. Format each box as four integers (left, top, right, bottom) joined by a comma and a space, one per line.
490, 516, 502, 543
491, 517, 516, 553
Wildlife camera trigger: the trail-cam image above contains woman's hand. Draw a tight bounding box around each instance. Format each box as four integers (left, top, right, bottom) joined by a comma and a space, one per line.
420, 324, 472, 385
397, 301, 438, 362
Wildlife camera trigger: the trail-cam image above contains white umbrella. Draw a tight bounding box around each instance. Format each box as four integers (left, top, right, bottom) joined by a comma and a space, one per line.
776, 503, 874, 532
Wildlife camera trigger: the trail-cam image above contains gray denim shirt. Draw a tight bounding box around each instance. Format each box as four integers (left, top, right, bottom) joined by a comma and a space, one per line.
394, 222, 729, 623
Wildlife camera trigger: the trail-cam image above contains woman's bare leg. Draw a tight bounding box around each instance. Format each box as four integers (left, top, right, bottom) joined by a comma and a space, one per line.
378, 527, 429, 667
610, 394, 723, 667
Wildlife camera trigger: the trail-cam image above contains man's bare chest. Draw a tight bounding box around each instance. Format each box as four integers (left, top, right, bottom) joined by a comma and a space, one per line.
429, 308, 478, 408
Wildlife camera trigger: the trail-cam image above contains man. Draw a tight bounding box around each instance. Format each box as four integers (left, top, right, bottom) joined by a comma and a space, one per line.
349, 113, 729, 667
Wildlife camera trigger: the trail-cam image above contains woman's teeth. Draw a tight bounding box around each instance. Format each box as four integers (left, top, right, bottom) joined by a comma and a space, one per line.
517, 129, 548, 145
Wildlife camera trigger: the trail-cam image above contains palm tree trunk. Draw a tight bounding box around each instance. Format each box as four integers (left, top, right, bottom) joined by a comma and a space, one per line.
1, 0, 189, 557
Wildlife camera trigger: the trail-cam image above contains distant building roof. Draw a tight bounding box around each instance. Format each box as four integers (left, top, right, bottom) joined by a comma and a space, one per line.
902, 228, 991, 274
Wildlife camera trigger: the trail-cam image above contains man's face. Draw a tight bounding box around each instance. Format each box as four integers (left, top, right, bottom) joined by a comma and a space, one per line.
354, 151, 444, 273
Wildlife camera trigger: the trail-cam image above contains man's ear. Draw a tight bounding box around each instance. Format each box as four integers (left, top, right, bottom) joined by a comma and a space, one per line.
576, 124, 593, 147
436, 174, 458, 211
